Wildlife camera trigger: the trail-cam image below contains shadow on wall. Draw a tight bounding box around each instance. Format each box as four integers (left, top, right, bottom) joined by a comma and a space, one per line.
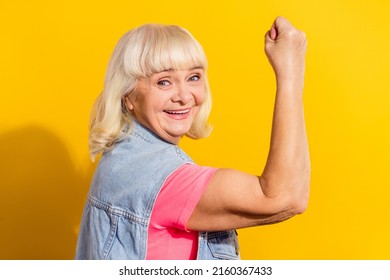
0, 126, 94, 259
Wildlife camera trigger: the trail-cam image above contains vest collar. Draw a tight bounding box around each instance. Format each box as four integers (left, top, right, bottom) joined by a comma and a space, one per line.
129, 119, 177, 146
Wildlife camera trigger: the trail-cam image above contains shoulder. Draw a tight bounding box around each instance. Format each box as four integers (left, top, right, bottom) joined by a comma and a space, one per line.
167, 164, 218, 185
152, 164, 218, 229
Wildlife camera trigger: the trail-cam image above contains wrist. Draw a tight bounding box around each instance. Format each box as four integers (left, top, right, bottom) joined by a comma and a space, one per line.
276, 76, 304, 95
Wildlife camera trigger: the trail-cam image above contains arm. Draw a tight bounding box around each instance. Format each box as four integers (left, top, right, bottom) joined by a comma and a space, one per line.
187, 16, 310, 231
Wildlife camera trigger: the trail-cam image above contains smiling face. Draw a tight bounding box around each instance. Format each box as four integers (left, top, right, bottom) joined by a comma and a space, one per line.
126, 67, 206, 144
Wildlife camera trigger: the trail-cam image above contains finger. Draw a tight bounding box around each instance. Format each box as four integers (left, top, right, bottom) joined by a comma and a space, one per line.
273, 16, 293, 33
264, 31, 273, 45
265, 23, 277, 42
274, 16, 291, 27
269, 25, 278, 40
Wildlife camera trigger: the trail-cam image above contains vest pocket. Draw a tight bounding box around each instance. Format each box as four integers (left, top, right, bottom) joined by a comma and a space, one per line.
207, 230, 240, 260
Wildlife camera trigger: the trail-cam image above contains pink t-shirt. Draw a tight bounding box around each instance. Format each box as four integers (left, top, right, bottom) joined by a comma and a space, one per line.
146, 164, 217, 260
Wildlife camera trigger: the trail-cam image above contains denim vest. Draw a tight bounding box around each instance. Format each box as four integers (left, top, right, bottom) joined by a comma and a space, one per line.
75, 121, 240, 260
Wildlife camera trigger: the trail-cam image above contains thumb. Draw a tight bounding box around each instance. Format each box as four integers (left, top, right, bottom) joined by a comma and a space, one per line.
266, 16, 289, 41
268, 24, 278, 40
272, 16, 293, 35
265, 23, 277, 43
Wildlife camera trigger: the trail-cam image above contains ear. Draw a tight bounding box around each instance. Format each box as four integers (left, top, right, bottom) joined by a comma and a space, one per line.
124, 96, 134, 111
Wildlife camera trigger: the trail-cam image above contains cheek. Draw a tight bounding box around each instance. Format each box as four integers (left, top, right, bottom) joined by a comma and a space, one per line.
194, 86, 207, 105
136, 95, 163, 113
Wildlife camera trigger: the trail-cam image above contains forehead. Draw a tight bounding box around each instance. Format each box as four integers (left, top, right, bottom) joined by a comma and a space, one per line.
124, 26, 207, 78
152, 66, 204, 75
144, 54, 205, 77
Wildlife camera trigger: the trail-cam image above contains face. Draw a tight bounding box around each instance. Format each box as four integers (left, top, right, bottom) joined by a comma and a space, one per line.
126, 67, 206, 144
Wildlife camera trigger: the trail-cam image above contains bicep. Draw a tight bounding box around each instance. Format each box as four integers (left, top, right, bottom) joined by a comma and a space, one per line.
186, 168, 295, 231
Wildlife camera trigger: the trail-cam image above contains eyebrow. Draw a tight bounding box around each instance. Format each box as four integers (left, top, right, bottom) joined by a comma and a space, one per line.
160, 66, 204, 72
190, 66, 204, 70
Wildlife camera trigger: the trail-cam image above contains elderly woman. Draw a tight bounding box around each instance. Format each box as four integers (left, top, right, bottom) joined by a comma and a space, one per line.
75, 16, 310, 260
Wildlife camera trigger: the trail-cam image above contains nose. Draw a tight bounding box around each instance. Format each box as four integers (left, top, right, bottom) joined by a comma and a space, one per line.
172, 83, 192, 104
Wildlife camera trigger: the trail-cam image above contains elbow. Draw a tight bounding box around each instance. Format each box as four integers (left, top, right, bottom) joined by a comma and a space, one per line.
291, 181, 310, 215
277, 175, 310, 216
260, 169, 311, 217
292, 198, 308, 215
291, 165, 311, 215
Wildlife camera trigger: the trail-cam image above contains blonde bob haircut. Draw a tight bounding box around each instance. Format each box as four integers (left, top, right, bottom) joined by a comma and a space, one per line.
89, 24, 213, 160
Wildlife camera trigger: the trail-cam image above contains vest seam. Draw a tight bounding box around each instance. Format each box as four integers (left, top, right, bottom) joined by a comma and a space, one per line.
88, 195, 148, 226
102, 214, 119, 259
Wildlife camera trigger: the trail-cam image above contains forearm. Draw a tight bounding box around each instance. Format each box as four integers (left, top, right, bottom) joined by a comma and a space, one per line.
260, 78, 310, 211
259, 17, 310, 213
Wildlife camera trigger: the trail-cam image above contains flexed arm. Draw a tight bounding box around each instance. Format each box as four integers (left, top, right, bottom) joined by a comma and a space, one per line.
260, 16, 310, 211
187, 17, 310, 231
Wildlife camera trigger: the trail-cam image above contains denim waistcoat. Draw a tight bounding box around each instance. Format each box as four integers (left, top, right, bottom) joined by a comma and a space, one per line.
75, 121, 240, 260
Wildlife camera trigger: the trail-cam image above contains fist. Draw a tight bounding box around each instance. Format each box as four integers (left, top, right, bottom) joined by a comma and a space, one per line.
265, 16, 307, 82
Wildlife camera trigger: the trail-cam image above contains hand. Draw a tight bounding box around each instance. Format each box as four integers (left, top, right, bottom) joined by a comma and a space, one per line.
265, 16, 307, 87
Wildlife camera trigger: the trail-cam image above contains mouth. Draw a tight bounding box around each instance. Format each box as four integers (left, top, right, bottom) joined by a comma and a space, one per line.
163, 108, 192, 120
163, 108, 191, 115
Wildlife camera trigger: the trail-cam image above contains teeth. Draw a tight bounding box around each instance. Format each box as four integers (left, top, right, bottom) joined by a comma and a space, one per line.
164, 109, 190, 115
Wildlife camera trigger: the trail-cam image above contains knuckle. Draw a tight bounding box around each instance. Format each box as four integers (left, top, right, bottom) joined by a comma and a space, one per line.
285, 28, 298, 38
290, 30, 307, 44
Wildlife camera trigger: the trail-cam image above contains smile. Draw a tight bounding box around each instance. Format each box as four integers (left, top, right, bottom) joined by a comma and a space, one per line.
163, 109, 191, 115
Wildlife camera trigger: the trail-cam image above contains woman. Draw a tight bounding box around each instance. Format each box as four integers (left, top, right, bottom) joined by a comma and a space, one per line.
75, 16, 310, 260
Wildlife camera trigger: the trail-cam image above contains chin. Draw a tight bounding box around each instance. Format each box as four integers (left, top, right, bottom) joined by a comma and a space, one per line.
169, 125, 192, 138
170, 128, 190, 137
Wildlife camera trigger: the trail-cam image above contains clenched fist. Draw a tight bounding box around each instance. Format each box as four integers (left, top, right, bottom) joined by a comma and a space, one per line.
265, 17, 307, 89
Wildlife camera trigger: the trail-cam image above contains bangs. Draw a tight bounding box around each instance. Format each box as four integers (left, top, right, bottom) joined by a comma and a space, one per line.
123, 24, 208, 78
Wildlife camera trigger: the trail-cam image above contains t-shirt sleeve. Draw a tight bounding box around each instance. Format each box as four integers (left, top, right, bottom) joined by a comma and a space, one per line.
150, 163, 218, 232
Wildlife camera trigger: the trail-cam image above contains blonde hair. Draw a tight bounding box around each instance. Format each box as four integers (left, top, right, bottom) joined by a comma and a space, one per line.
89, 24, 213, 160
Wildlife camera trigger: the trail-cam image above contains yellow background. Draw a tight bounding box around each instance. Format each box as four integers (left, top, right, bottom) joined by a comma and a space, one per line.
1, 0, 389, 259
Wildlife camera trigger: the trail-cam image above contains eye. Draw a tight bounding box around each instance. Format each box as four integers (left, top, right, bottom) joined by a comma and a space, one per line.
188, 74, 201, 82
157, 80, 171, 87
